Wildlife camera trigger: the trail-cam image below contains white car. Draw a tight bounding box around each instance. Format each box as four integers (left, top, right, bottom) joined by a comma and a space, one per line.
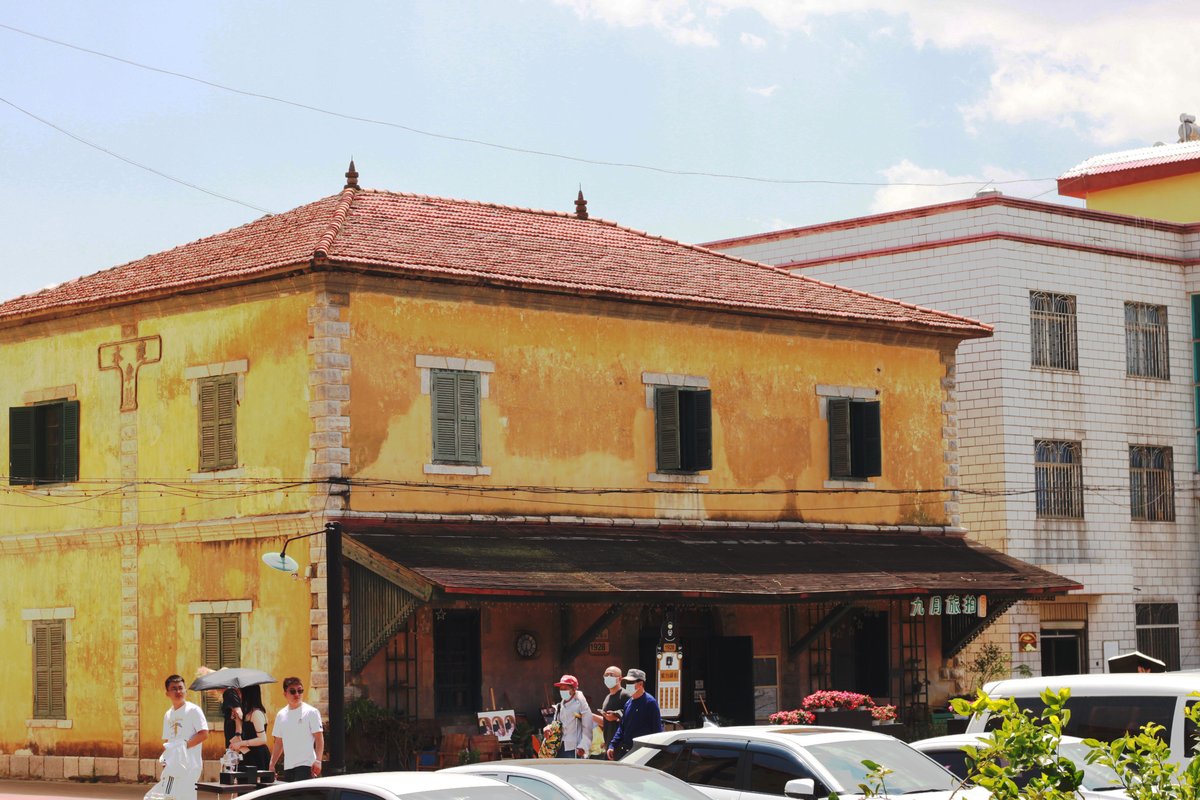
911, 733, 1129, 799
621, 725, 988, 799
445, 758, 712, 800
238, 771, 534, 800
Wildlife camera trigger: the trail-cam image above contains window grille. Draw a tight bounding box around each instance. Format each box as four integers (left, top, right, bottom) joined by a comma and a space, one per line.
1030, 291, 1078, 371
1034, 440, 1083, 519
1135, 603, 1180, 670
1130, 446, 1175, 522
1125, 302, 1169, 379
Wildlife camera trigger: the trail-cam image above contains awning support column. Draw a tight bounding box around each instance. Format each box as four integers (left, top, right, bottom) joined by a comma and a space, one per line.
561, 604, 624, 667
788, 603, 855, 657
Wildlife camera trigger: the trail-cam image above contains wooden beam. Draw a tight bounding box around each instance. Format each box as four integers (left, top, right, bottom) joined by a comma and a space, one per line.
561, 604, 624, 667
789, 603, 855, 657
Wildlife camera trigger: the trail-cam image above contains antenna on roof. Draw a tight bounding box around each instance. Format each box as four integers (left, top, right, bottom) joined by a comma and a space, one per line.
345, 159, 360, 189
574, 187, 588, 220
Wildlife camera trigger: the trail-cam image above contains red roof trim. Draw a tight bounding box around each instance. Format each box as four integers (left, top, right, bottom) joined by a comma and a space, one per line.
704, 195, 1198, 250
313, 187, 358, 262
778, 231, 1199, 272
1057, 159, 1200, 198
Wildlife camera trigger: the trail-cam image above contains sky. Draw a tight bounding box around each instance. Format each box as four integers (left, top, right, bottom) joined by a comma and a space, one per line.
1, 1, 1197, 301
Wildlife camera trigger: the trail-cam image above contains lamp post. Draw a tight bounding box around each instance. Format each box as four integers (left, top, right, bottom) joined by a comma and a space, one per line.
263, 521, 344, 775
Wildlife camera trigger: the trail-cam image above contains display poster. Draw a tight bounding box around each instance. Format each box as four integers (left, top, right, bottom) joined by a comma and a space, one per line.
657, 642, 683, 717
477, 710, 516, 742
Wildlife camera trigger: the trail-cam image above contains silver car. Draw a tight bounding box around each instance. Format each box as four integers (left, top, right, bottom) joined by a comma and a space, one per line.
446, 758, 713, 800
621, 725, 989, 799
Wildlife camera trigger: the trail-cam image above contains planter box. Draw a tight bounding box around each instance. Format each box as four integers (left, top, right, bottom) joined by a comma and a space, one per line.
812, 708, 873, 730
871, 721, 905, 736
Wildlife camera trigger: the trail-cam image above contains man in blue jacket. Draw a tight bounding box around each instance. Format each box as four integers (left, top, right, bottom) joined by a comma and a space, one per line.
606, 668, 663, 759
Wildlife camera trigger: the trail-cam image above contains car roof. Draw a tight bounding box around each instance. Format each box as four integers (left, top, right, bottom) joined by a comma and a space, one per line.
448, 759, 665, 777
242, 771, 513, 798
633, 724, 903, 748
912, 733, 1083, 749
983, 672, 1200, 696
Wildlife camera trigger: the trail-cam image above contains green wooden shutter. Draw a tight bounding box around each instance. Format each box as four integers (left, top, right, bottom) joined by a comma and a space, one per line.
198, 379, 218, 470
432, 371, 460, 462
850, 401, 882, 478
33, 622, 50, 718
60, 401, 80, 483
655, 387, 682, 472
220, 614, 241, 668
215, 376, 238, 469
201, 614, 240, 718
680, 389, 712, 471
457, 372, 480, 465
431, 370, 481, 465
10, 406, 36, 486
828, 398, 852, 478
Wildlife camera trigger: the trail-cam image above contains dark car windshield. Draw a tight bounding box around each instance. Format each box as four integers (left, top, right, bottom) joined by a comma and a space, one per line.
805, 739, 959, 794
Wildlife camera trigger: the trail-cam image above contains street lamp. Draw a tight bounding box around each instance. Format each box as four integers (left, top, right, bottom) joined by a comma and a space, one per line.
263, 521, 344, 775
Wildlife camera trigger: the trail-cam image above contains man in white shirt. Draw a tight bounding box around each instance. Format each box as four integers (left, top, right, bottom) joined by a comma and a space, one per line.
147, 674, 208, 800
269, 676, 324, 782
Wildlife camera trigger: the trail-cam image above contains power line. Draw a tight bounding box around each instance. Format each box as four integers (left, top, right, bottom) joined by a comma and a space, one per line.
0, 21, 1058, 191
0, 95, 273, 213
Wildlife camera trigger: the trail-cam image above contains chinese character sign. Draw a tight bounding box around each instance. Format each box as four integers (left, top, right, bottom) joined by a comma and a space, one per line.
909, 594, 987, 617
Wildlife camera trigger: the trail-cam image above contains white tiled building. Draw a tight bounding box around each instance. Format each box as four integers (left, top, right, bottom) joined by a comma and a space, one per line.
709, 194, 1200, 677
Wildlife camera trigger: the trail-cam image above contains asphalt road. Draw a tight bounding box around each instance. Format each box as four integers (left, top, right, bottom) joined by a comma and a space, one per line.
0, 780, 148, 799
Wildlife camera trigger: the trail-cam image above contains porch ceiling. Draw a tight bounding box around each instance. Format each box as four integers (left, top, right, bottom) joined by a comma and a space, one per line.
340, 519, 1080, 604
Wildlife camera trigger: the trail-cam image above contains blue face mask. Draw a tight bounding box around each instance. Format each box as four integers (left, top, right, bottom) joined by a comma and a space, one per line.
559, 689, 572, 701
604, 676, 619, 689
625, 683, 639, 694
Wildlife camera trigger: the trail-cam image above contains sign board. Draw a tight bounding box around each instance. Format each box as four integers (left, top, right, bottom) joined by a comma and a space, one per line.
477, 710, 516, 742
657, 642, 682, 717
588, 629, 610, 656
909, 594, 988, 618
1018, 632, 1038, 652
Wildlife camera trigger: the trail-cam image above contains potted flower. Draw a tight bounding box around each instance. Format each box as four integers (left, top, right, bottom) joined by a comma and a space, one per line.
802, 690, 876, 729
767, 709, 816, 725
869, 705, 897, 724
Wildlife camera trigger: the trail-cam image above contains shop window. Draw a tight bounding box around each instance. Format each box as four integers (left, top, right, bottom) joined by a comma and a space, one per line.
9, 400, 80, 485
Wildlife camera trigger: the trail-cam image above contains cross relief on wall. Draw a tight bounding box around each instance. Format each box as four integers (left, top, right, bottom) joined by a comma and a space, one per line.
98, 335, 162, 411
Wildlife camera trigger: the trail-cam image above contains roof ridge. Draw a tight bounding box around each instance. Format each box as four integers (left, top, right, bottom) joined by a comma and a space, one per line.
312, 187, 359, 263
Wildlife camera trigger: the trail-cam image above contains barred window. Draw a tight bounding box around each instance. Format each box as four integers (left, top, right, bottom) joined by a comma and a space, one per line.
1125, 302, 1169, 379
1135, 603, 1180, 671
1129, 446, 1175, 522
1030, 292, 1078, 371
1035, 440, 1083, 519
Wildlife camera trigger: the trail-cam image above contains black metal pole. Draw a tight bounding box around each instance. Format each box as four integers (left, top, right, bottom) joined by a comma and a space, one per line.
326, 521, 345, 775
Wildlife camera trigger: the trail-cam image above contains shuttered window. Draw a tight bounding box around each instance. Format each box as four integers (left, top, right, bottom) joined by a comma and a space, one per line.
654, 387, 712, 472
200, 613, 240, 719
9, 400, 80, 485
828, 398, 882, 479
198, 375, 238, 471
431, 369, 481, 465
32, 619, 66, 720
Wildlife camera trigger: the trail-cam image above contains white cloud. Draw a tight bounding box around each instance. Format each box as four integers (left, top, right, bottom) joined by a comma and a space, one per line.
747, 84, 779, 96
739, 31, 767, 48
549, 0, 1200, 146
868, 159, 1045, 213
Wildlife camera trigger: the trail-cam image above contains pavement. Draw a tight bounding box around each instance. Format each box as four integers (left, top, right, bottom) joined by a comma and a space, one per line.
0, 779, 149, 799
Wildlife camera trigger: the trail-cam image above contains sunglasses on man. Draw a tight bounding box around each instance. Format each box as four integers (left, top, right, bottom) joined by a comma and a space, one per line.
288, 688, 305, 696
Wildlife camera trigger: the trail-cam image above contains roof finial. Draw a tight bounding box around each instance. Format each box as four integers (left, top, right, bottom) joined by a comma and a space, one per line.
574, 186, 588, 220
345, 159, 359, 189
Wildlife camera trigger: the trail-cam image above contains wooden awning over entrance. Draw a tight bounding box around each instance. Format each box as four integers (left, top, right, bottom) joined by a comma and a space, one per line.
339, 518, 1079, 604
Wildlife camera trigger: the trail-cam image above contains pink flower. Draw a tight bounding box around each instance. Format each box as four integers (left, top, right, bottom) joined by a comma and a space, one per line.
768, 709, 816, 725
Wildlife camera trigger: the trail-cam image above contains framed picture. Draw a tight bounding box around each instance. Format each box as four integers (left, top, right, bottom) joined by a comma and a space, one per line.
478, 709, 516, 742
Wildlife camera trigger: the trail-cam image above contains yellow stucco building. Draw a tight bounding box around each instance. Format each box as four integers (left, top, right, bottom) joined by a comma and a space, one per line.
0, 166, 1074, 782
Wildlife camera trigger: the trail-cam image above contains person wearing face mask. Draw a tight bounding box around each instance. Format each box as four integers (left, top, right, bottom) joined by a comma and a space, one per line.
606, 668, 662, 760
546, 674, 594, 758
592, 666, 631, 758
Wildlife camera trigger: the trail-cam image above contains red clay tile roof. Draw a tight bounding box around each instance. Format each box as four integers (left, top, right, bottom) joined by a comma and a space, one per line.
0, 187, 991, 337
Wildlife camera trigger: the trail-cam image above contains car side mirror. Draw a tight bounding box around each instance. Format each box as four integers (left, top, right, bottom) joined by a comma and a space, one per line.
784, 778, 816, 798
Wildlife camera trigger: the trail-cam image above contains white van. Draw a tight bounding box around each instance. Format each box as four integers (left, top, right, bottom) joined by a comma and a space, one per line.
965, 673, 1200, 763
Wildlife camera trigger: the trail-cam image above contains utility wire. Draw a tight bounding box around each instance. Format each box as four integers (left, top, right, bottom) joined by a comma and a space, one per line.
0, 21, 1057, 191
0, 95, 273, 214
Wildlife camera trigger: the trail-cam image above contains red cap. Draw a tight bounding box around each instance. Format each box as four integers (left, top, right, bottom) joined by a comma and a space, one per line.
554, 674, 579, 689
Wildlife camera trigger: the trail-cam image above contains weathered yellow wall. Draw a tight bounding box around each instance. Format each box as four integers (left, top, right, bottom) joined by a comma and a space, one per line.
348, 285, 952, 525
0, 547, 122, 755
1083, 172, 1200, 222
136, 536, 316, 759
